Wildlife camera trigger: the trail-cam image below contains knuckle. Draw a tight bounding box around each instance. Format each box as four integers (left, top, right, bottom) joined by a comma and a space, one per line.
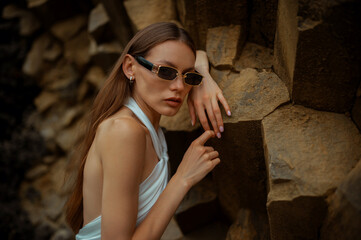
207, 161, 214, 170
194, 100, 202, 107
200, 119, 208, 125
213, 108, 220, 114
202, 95, 210, 101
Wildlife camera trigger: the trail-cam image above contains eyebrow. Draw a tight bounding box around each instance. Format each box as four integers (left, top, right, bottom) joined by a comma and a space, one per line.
158, 60, 194, 73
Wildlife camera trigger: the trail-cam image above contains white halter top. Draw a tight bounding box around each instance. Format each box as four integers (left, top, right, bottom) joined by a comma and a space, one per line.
76, 97, 169, 239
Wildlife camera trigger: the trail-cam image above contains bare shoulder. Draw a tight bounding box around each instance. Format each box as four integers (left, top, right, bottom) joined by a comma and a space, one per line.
95, 114, 147, 159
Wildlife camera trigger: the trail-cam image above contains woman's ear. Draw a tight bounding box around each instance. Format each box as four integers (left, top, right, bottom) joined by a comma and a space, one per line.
122, 54, 135, 79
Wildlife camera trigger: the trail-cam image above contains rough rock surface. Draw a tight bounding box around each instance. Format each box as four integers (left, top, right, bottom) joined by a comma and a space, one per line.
177, 0, 247, 50
124, 0, 177, 31
320, 159, 361, 240
89, 39, 122, 72
234, 42, 273, 71
2, 4, 41, 36
207, 66, 289, 220
352, 84, 361, 130
211, 68, 289, 122
274, 0, 361, 112
206, 25, 241, 68
50, 15, 87, 42
22, 33, 51, 76
248, 0, 278, 48
100, 0, 133, 47
262, 104, 361, 239
64, 30, 91, 69
175, 176, 219, 233
226, 209, 270, 240
88, 3, 114, 44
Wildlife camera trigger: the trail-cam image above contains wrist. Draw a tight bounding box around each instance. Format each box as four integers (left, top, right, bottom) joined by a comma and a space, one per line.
171, 173, 192, 193
195, 65, 209, 75
195, 50, 209, 73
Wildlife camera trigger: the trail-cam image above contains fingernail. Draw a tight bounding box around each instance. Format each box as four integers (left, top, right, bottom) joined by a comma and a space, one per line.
227, 111, 231, 116
191, 120, 194, 126
216, 132, 221, 138
219, 126, 224, 132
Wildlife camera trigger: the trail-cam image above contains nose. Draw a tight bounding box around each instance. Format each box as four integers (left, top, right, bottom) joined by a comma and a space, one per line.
169, 74, 185, 91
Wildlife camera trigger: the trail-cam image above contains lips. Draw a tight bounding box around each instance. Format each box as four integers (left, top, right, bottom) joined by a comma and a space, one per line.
165, 97, 182, 103
164, 97, 182, 107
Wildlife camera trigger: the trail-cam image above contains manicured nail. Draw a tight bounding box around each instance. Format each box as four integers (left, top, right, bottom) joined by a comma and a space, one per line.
216, 132, 221, 138
227, 111, 231, 116
219, 126, 224, 132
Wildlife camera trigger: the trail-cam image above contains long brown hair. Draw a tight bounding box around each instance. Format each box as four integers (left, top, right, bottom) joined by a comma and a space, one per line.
65, 22, 196, 233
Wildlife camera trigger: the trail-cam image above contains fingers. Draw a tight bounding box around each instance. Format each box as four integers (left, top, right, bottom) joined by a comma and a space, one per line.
217, 92, 231, 116
205, 102, 220, 138
187, 98, 197, 126
211, 158, 221, 167
196, 104, 211, 131
195, 130, 215, 145
204, 146, 214, 152
211, 96, 224, 135
203, 150, 219, 160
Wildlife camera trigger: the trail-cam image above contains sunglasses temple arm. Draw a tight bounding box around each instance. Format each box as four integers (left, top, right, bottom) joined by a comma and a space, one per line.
135, 56, 154, 72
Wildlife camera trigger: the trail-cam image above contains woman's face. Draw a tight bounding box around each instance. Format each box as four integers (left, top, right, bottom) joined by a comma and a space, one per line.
131, 40, 195, 117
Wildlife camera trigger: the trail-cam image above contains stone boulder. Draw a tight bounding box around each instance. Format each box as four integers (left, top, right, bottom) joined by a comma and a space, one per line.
20, 157, 68, 225
274, 0, 361, 112
208, 68, 289, 220
22, 33, 51, 76
206, 25, 242, 68
176, 0, 247, 50
213, 68, 289, 122
161, 218, 183, 240
41, 60, 79, 91
99, 0, 133, 47
226, 209, 270, 240
124, 0, 177, 31
247, 0, 278, 48
88, 3, 115, 44
352, 83, 361, 131
34, 91, 59, 113
89, 39, 122, 72
50, 15, 87, 42
2, 4, 41, 36
262, 104, 361, 239
27, 0, 91, 28
64, 30, 91, 69
175, 176, 219, 234
234, 42, 273, 71
320, 159, 361, 240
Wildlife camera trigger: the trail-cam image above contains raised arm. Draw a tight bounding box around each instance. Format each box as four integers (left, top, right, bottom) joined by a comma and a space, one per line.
187, 50, 231, 138
98, 120, 219, 240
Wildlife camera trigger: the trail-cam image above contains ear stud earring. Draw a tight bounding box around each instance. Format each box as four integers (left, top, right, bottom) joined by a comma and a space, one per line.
129, 76, 135, 84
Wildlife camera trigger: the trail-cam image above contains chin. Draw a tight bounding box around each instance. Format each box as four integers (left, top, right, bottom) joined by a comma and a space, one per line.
160, 106, 181, 116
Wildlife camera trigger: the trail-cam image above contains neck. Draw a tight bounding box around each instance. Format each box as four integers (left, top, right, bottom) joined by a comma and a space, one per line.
132, 94, 161, 130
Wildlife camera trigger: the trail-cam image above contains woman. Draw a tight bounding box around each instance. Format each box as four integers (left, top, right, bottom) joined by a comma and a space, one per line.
66, 22, 230, 239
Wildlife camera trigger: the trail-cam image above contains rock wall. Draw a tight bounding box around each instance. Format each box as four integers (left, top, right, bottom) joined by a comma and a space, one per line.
1, 0, 360, 239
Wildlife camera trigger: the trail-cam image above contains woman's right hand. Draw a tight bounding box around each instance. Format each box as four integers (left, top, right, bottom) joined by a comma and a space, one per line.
175, 130, 221, 188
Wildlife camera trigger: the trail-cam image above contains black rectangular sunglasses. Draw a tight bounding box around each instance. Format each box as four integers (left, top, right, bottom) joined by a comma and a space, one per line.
134, 56, 203, 86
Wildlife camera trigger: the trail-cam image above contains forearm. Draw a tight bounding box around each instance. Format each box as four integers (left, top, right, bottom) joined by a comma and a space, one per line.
132, 174, 190, 240
195, 50, 209, 75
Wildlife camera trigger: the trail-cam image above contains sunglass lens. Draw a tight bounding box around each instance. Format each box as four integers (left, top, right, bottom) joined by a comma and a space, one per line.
158, 66, 178, 80
185, 73, 203, 85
